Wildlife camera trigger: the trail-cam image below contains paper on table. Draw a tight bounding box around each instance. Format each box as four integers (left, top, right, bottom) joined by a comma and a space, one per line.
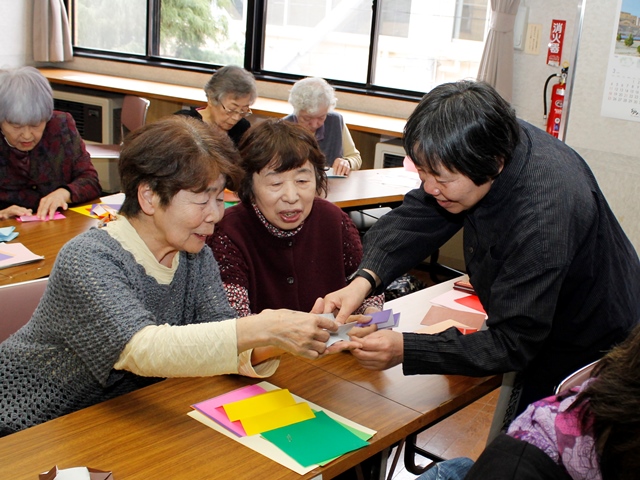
192, 383, 267, 436
416, 319, 479, 335
241, 402, 315, 436
417, 305, 486, 335
99, 192, 125, 206
430, 289, 488, 317
188, 381, 376, 475
17, 212, 66, 222
70, 193, 125, 219
326, 168, 347, 178
0, 242, 44, 269
0, 226, 18, 242
421, 305, 486, 328
261, 410, 369, 467
454, 294, 486, 314
224, 388, 296, 421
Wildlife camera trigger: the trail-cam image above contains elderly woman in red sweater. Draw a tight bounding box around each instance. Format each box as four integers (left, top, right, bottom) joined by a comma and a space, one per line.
0, 66, 101, 220
207, 119, 382, 317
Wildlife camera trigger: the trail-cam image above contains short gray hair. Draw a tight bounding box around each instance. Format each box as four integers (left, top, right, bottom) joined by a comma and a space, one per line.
288, 77, 337, 115
0, 66, 53, 125
204, 65, 257, 105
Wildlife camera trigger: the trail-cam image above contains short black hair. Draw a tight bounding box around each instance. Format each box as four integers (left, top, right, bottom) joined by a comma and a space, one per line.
403, 80, 520, 186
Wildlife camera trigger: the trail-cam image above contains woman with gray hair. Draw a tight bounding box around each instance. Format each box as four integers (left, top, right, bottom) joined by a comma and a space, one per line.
0, 66, 101, 220
175, 65, 257, 146
283, 77, 361, 176
0, 116, 338, 436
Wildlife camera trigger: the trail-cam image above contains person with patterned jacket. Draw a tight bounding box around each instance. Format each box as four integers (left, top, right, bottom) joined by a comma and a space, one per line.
0, 66, 101, 220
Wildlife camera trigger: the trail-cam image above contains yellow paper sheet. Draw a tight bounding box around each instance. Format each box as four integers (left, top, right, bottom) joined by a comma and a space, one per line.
223, 388, 295, 421
187, 381, 377, 475
241, 402, 315, 436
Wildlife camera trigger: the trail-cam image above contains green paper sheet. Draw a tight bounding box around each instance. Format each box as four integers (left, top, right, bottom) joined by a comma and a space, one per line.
260, 410, 369, 467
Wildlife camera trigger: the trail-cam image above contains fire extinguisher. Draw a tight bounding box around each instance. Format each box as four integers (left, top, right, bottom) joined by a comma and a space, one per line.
543, 61, 569, 138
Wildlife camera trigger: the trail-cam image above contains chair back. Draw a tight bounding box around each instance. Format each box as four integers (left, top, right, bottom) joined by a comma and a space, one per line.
555, 360, 599, 394
120, 95, 151, 138
0, 278, 48, 343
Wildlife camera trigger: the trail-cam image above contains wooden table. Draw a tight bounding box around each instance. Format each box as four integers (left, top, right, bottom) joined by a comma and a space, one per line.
303, 277, 500, 427
0, 209, 98, 286
0, 355, 422, 480
0, 278, 500, 479
326, 168, 420, 210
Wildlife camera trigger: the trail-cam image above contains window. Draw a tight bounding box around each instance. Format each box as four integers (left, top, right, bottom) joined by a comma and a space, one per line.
70, 0, 490, 97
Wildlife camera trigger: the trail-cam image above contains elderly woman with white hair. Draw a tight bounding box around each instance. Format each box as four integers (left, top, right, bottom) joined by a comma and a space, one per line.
175, 65, 257, 147
283, 77, 362, 176
0, 66, 101, 220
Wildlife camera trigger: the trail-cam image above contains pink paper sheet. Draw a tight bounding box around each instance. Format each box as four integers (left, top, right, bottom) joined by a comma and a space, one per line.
192, 384, 267, 436
17, 212, 66, 222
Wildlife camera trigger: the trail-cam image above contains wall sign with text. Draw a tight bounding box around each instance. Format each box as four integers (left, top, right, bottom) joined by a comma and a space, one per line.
546, 19, 566, 67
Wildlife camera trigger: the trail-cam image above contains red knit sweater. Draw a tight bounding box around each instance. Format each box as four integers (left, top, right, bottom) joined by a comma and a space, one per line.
209, 198, 365, 314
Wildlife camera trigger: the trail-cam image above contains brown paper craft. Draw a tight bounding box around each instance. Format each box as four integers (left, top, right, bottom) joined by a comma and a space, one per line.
416, 305, 486, 335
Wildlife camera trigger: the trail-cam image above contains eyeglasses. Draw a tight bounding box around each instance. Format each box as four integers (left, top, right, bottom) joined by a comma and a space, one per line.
219, 101, 252, 118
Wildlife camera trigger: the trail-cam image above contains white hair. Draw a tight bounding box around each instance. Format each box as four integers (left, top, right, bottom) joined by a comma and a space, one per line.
288, 77, 337, 115
0, 66, 53, 125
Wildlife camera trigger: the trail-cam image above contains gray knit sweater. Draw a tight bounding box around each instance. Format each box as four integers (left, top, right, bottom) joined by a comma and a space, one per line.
0, 228, 236, 435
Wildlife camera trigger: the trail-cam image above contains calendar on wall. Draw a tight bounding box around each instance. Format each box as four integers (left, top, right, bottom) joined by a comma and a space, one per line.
601, 0, 640, 122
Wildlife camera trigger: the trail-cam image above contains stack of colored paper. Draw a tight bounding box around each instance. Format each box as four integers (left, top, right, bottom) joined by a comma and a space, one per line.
189, 382, 375, 473
0, 227, 18, 242
0, 243, 44, 269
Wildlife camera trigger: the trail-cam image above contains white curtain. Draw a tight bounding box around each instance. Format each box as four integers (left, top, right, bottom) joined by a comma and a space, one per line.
477, 0, 521, 102
33, 0, 73, 62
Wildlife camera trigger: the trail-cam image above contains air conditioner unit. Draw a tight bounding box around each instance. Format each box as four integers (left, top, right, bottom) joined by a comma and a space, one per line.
374, 138, 406, 169
52, 87, 123, 144
52, 87, 124, 193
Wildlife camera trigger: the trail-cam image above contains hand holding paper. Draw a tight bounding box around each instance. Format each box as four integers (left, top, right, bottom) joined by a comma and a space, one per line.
323, 309, 400, 347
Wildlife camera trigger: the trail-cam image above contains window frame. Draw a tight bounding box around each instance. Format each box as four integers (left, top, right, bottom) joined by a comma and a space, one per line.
64, 0, 475, 102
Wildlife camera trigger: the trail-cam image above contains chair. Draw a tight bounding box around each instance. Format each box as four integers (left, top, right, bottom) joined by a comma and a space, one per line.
0, 278, 48, 342
485, 360, 600, 447
85, 95, 150, 192
555, 360, 599, 394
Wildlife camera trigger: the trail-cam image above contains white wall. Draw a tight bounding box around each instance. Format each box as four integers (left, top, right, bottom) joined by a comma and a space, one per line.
6, 0, 640, 249
564, 0, 640, 248
0, 0, 32, 68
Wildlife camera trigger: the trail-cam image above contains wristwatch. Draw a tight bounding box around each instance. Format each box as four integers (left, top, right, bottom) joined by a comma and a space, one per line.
348, 268, 384, 296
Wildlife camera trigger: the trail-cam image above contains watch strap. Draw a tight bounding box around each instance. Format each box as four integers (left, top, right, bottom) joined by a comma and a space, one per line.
349, 268, 380, 296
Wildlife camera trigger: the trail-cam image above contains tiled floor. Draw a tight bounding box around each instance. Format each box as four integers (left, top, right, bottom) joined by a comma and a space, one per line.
385, 387, 500, 480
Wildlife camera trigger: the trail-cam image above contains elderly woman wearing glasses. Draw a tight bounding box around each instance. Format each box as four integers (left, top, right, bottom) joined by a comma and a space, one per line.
175, 65, 256, 146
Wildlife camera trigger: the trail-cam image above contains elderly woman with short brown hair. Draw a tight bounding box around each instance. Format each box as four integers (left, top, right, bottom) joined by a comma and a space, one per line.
207, 119, 382, 317
0, 116, 337, 437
